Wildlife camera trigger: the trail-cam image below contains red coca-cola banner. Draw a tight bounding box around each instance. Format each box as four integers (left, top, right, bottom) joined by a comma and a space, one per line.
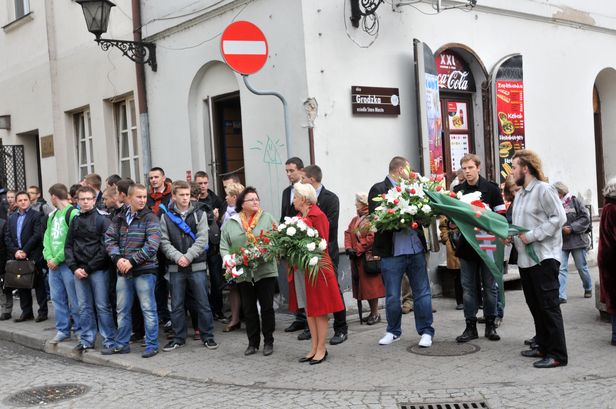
436, 51, 475, 92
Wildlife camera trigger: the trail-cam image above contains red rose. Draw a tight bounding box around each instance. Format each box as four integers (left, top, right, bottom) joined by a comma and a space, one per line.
410, 172, 417, 179
263, 237, 270, 244
410, 188, 416, 194
436, 175, 444, 182
411, 222, 419, 229
387, 209, 395, 214
393, 199, 400, 205
396, 186, 402, 192
449, 192, 457, 198
436, 185, 442, 191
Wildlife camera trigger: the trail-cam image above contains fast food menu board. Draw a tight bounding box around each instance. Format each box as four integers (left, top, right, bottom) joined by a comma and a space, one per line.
447, 101, 468, 131
496, 80, 525, 182
450, 134, 469, 172
426, 73, 444, 176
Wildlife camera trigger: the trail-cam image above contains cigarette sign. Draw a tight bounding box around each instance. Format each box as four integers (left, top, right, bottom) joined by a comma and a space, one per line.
220, 21, 268, 75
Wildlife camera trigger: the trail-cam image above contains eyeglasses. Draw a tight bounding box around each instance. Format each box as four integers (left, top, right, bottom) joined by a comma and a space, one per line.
245, 198, 260, 203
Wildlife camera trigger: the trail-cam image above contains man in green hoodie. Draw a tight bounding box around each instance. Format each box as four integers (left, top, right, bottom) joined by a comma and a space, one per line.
43, 183, 80, 345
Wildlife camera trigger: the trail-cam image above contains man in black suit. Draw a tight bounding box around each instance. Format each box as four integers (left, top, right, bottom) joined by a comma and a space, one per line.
301, 165, 348, 345
369, 157, 434, 348
5, 191, 48, 322
281, 157, 308, 334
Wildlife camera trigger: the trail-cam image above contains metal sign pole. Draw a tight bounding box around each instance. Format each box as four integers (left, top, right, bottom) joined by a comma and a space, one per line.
242, 74, 291, 159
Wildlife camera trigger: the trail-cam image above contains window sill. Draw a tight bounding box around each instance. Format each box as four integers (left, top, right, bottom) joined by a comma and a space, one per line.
2, 12, 34, 33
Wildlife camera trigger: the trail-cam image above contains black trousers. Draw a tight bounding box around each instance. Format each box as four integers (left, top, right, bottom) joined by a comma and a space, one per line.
155, 254, 170, 323
207, 253, 224, 317
519, 259, 568, 363
238, 277, 276, 348
19, 270, 48, 317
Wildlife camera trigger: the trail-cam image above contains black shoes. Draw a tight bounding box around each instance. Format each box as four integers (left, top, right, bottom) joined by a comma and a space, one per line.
297, 329, 311, 341
485, 317, 501, 341
35, 315, 48, 323
533, 357, 565, 368
244, 345, 258, 356
73, 343, 93, 353
329, 331, 348, 345
365, 314, 381, 326
263, 343, 273, 356
0, 313, 11, 321
559, 298, 567, 304
163, 340, 185, 352
456, 319, 478, 343
14, 314, 34, 323
285, 321, 306, 332
310, 350, 328, 365
521, 348, 545, 358
298, 355, 314, 363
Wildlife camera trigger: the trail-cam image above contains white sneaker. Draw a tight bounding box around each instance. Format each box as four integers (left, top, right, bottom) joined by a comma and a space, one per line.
378, 332, 400, 345
418, 333, 433, 348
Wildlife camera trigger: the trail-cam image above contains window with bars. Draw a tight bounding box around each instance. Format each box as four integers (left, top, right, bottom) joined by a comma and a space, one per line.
114, 98, 140, 183
74, 110, 95, 180
14, 0, 30, 19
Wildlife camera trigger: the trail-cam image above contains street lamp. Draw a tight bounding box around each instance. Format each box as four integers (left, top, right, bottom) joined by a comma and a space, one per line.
76, 0, 157, 71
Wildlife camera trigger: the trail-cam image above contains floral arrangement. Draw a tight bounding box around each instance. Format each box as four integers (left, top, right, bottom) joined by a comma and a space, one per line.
222, 240, 268, 282
263, 216, 328, 283
371, 167, 447, 232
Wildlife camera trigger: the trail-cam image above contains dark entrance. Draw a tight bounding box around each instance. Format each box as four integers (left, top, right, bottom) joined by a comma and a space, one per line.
211, 92, 245, 193
594, 85, 605, 210
440, 94, 475, 184
0, 145, 27, 191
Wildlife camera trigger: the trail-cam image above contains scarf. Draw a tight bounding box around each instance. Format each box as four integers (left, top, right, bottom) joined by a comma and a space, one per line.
240, 209, 262, 243
149, 182, 172, 215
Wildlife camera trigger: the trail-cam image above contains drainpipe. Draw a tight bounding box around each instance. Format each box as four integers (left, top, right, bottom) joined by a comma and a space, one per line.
132, 0, 152, 179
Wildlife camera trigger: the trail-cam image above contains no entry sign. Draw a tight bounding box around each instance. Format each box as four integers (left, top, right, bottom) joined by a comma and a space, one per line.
221, 21, 268, 75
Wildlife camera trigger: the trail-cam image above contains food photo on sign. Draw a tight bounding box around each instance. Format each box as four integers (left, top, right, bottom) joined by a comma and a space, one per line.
447, 101, 468, 130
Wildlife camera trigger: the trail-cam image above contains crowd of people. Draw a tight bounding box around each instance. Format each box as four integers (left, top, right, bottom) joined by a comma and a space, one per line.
0, 149, 614, 367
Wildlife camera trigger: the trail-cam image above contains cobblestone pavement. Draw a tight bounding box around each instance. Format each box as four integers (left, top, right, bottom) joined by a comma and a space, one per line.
1, 267, 615, 408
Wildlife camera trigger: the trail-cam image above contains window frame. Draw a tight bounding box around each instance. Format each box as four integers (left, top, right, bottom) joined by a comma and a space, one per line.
114, 98, 140, 183
74, 109, 95, 180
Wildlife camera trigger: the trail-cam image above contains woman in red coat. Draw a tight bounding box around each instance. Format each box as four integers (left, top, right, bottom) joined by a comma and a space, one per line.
598, 177, 616, 346
344, 192, 385, 325
288, 183, 344, 364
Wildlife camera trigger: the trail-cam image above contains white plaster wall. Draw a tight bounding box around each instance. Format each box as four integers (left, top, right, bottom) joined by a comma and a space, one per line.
300, 0, 616, 247
145, 0, 310, 217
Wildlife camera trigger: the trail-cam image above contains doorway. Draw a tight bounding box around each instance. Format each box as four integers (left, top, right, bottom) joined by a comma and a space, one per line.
593, 85, 605, 209
211, 92, 245, 194
440, 94, 474, 184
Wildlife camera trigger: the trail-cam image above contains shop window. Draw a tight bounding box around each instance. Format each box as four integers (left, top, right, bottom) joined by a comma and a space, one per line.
114, 98, 140, 182
14, 0, 30, 19
74, 110, 95, 180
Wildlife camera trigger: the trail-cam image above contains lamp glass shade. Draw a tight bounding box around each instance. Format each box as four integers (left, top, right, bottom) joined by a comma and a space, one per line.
76, 0, 115, 39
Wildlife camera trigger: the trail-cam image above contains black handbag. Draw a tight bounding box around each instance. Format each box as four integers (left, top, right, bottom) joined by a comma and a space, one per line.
363, 250, 381, 275
4, 260, 37, 289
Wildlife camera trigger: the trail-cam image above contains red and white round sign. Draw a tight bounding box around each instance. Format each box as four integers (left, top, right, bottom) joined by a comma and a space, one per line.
220, 21, 268, 75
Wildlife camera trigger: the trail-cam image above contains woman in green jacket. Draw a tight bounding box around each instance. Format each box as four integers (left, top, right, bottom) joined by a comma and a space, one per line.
220, 187, 277, 357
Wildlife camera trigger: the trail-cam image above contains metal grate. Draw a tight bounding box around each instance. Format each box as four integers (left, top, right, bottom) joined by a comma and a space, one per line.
399, 401, 488, 409
407, 341, 480, 356
0, 145, 27, 191
5, 383, 90, 407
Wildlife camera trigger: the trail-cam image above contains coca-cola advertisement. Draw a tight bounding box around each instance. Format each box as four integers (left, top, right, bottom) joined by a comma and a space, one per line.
436, 51, 475, 92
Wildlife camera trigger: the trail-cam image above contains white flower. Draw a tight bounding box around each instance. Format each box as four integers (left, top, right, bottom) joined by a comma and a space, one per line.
385, 189, 401, 204
296, 220, 308, 231
318, 239, 327, 251
459, 191, 482, 204
456, 191, 463, 199
307, 228, 316, 238
400, 219, 405, 224
420, 176, 429, 183
277, 224, 286, 232
286, 227, 297, 236
306, 242, 316, 251
309, 256, 319, 266
231, 267, 244, 278
421, 205, 432, 214
408, 205, 418, 215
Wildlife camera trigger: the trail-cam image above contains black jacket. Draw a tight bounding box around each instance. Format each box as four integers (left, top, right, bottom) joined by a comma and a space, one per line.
368, 177, 427, 258
453, 175, 505, 261
0, 218, 7, 275
5, 208, 44, 265
65, 208, 112, 274
316, 186, 340, 268
280, 185, 298, 222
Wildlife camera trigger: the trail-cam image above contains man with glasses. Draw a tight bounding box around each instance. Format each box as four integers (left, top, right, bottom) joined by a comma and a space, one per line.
65, 186, 118, 354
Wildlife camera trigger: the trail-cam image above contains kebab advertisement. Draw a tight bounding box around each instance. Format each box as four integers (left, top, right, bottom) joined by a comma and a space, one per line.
496, 80, 525, 181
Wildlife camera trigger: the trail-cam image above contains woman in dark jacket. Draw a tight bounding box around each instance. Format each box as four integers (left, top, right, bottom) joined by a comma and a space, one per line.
598, 177, 616, 346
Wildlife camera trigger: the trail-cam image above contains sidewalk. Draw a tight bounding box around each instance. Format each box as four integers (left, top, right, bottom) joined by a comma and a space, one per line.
0, 267, 613, 394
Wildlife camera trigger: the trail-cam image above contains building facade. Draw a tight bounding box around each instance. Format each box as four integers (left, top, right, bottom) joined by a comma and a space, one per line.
0, 0, 141, 194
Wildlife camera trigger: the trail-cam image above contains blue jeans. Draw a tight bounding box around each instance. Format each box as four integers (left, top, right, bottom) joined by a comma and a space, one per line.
116, 274, 159, 349
48, 263, 80, 337
559, 248, 592, 300
460, 258, 498, 319
169, 270, 215, 342
75, 270, 117, 349
381, 253, 434, 337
